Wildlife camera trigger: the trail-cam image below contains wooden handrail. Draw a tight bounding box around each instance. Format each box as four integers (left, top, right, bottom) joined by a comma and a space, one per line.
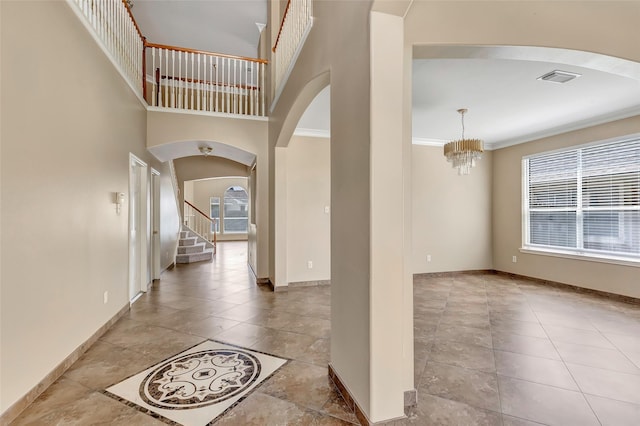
122, 0, 144, 41
145, 41, 268, 64
272, 0, 292, 53
185, 200, 212, 221
158, 73, 260, 91
184, 200, 217, 247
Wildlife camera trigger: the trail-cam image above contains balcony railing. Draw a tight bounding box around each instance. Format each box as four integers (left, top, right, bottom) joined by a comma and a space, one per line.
67, 0, 267, 118
70, 0, 144, 98
147, 43, 267, 117
272, 0, 313, 98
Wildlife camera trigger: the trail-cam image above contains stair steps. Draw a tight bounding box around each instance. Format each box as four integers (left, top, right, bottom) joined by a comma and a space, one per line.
176, 230, 213, 264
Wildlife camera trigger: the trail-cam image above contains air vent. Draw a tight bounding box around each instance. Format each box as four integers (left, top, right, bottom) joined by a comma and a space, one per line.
537, 70, 581, 84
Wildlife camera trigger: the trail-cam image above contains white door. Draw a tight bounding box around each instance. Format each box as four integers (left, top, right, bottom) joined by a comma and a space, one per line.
129, 154, 149, 302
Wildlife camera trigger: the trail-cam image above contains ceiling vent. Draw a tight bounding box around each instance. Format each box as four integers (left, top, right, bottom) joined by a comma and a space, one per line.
537, 70, 581, 83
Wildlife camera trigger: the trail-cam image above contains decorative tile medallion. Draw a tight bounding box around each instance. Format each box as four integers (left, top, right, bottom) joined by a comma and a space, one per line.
105, 340, 287, 425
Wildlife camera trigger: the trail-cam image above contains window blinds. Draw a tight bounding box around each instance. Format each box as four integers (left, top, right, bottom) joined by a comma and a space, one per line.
524, 138, 640, 259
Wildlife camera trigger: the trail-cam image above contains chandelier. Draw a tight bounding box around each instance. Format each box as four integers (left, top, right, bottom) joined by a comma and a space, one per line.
443, 108, 483, 175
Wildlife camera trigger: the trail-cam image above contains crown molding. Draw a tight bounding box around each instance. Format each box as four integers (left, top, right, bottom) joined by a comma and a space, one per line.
412, 137, 496, 151
293, 128, 330, 138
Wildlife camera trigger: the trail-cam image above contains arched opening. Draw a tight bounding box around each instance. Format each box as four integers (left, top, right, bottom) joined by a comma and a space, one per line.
151, 139, 263, 276
273, 82, 331, 289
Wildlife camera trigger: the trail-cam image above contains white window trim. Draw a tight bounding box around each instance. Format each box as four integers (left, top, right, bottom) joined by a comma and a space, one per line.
222, 186, 249, 235
521, 134, 640, 265
519, 246, 640, 268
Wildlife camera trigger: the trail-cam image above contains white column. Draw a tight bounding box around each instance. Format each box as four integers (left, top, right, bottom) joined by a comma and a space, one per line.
330, 9, 412, 424
368, 10, 412, 422
274, 147, 288, 288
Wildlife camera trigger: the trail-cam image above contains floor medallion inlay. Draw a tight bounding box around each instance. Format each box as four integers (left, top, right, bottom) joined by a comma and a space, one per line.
105, 340, 286, 425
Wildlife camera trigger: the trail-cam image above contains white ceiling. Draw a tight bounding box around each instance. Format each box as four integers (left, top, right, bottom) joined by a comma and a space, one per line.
129, 3, 640, 150
412, 58, 640, 149
131, 0, 266, 58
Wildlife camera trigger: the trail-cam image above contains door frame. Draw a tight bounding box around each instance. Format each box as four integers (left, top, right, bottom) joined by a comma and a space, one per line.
151, 168, 161, 281
129, 153, 149, 302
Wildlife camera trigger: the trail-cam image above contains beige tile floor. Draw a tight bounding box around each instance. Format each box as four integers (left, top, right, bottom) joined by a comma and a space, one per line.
11, 242, 640, 425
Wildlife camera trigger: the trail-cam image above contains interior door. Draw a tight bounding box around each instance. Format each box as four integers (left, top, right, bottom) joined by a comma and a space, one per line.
129, 154, 148, 302
151, 170, 161, 280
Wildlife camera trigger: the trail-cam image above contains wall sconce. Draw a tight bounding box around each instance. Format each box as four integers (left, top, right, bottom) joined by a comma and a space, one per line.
115, 192, 125, 214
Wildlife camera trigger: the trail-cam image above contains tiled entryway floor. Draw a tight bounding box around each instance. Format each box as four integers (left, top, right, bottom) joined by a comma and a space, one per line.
11, 242, 640, 425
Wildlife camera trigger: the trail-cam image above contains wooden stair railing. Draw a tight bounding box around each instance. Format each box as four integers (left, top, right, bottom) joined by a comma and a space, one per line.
184, 200, 217, 252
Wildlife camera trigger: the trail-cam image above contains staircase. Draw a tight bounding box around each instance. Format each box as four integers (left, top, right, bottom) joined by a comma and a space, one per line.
176, 230, 213, 264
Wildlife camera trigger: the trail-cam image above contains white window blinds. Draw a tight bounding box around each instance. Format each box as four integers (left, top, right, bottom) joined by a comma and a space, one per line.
524, 138, 640, 259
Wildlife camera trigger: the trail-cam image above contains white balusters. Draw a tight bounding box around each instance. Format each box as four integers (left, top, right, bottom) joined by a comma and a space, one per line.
261, 62, 265, 116
151, 47, 156, 106
184, 201, 214, 244
189, 52, 193, 110
170, 50, 175, 108
215, 56, 219, 113
232, 59, 237, 114
209, 56, 214, 112
164, 48, 169, 108
178, 50, 183, 109
273, 0, 313, 95
69, 0, 266, 117
68, 0, 144, 98
197, 53, 201, 111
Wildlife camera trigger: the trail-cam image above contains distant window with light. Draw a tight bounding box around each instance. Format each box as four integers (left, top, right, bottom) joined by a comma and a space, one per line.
522, 138, 640, 262
223, 186, 249, 233
210, 197, 220, 233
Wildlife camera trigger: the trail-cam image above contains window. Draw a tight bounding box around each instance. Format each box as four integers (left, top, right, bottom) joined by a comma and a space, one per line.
223, 186, 249, 233
523, 138, 640, 262
210, 197, 220, 233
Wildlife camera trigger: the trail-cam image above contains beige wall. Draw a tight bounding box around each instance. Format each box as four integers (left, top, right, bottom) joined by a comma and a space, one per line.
281, 140, 493, 280
269, 2, 415, 419
412, 145, 493, 273
174, 155, 249, 208
0, 1, 179, 413
268, 0, 376, 416
406, 1, 640, 64
190, 177, 249, 242
286, 136, 330, 283
268, 1, 640, 421
159, 166, 181, 270
493, 115, 640, 299
405, 0, 640, 296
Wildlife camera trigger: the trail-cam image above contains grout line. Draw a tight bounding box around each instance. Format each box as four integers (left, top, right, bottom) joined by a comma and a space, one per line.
531, 299, 603, 426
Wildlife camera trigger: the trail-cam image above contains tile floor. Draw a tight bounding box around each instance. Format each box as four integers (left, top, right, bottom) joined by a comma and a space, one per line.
105, 340, 288, 425
10, 242, 640, 425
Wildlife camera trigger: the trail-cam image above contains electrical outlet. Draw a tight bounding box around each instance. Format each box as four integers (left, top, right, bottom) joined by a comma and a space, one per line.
427, 255, 432, 262
512, 256, 517, 263
307, 260, 313, 269
103, 291, 109, 304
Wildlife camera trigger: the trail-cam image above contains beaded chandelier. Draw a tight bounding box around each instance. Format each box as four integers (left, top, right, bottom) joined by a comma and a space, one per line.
443, 108, 484, 175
